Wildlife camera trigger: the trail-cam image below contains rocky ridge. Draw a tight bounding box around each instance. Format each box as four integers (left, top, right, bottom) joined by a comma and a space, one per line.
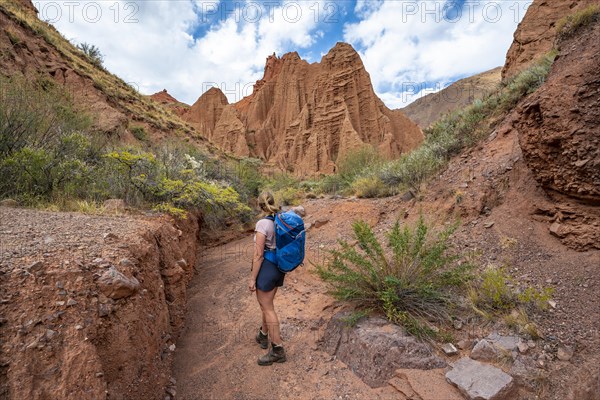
149, 89, 190, 117
0, 0, 197, 142
401, 67, 502, 129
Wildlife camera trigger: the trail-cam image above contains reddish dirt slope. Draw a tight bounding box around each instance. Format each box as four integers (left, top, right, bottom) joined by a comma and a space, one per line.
502, 0, 599, 80
515, 22, 600, 205
0, 207, 201, 400
0, 1, 196, 142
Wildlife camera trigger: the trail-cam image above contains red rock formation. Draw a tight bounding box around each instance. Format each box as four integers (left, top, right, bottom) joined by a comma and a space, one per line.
182, 87, 228, 141
150, 89, 189, 116
182, 43, 423, 175
514, 21, 600, 203
151, 89, 179, 105
502, 0, 599, 80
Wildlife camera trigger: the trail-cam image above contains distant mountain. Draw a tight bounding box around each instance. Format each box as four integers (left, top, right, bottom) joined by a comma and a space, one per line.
401, 67, 502, 129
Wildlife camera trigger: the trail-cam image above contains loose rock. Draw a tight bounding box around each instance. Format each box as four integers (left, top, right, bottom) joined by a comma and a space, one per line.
487, 333, 520, 352
557, 346, 574, 361
97, 267, 140, 300
103, 232, 119, 241
446, 358, 514, 400
518, 342, 529, 354
26, 261, 44, 272
470, 339, 498, 361
320, 313, 446, 387
442, 343, 459, 356
457, 339, 473, 350
314, 218, 330, 229
291, 206, 306, 216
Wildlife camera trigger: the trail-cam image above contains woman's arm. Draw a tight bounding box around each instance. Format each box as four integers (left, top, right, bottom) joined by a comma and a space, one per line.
249, 232, 266, 292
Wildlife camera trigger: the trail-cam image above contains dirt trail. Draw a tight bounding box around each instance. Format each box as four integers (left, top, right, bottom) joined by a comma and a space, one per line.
173, 220, 428, 400
172, 234, 399, 400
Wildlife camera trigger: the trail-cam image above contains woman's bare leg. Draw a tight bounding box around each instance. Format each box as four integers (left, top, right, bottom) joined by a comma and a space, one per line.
256, 288, 282, 344
261, 310, 267, 334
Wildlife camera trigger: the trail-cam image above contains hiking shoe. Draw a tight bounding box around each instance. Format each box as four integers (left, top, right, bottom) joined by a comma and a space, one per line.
255, 328, 268, 349
257, 343, 286, 366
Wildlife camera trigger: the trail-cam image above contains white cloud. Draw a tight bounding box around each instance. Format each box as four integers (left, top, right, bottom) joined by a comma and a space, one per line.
344, 0, 528, 107
46, 0, 328, 104
42, 0, 526, 109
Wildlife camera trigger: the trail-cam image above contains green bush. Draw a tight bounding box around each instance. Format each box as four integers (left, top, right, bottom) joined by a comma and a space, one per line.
317, 216, 473, 338
469, 267, 554, 314
351, 176, 391, 198
337, 146, 383, 179
263, 172, 299, 192
0, 131, 104, 203
556, 4, 600, 39
130, 126, 148, 142
379, 145, 445, 191
0, 75, 90, 158
104, 149, 251, 224
233, 158, 264, 200
315, 173, 351, 195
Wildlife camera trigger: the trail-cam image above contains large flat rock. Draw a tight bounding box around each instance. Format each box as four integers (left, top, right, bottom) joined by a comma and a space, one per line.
319, 313, 446, 387
446, 358, 514, 400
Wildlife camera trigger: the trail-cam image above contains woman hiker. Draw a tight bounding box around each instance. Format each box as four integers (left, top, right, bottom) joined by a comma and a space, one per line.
249, 191, 286, 365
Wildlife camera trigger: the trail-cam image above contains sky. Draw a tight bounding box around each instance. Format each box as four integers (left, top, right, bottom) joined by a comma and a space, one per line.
37, 0, 531, 108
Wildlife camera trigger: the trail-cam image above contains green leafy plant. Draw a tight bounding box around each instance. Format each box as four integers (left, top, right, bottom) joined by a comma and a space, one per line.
317, 216, 473, 338
316, 173, 350, 195
0, 75, 91, 158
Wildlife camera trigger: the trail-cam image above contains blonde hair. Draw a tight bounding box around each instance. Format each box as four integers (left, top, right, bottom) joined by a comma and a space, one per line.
258, 191, 279, 214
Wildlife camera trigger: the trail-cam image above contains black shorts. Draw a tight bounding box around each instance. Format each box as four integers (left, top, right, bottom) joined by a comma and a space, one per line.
256, 259, 285, 292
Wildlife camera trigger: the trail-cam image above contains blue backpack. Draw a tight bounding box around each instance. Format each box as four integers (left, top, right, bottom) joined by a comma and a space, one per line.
263, 211, 306, 273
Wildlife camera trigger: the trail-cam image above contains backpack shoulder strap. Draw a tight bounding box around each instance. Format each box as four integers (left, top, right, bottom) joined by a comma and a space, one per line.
264, 214, 275, 222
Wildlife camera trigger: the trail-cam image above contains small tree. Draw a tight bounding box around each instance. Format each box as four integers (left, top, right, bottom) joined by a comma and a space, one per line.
77, 42, 104, 67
